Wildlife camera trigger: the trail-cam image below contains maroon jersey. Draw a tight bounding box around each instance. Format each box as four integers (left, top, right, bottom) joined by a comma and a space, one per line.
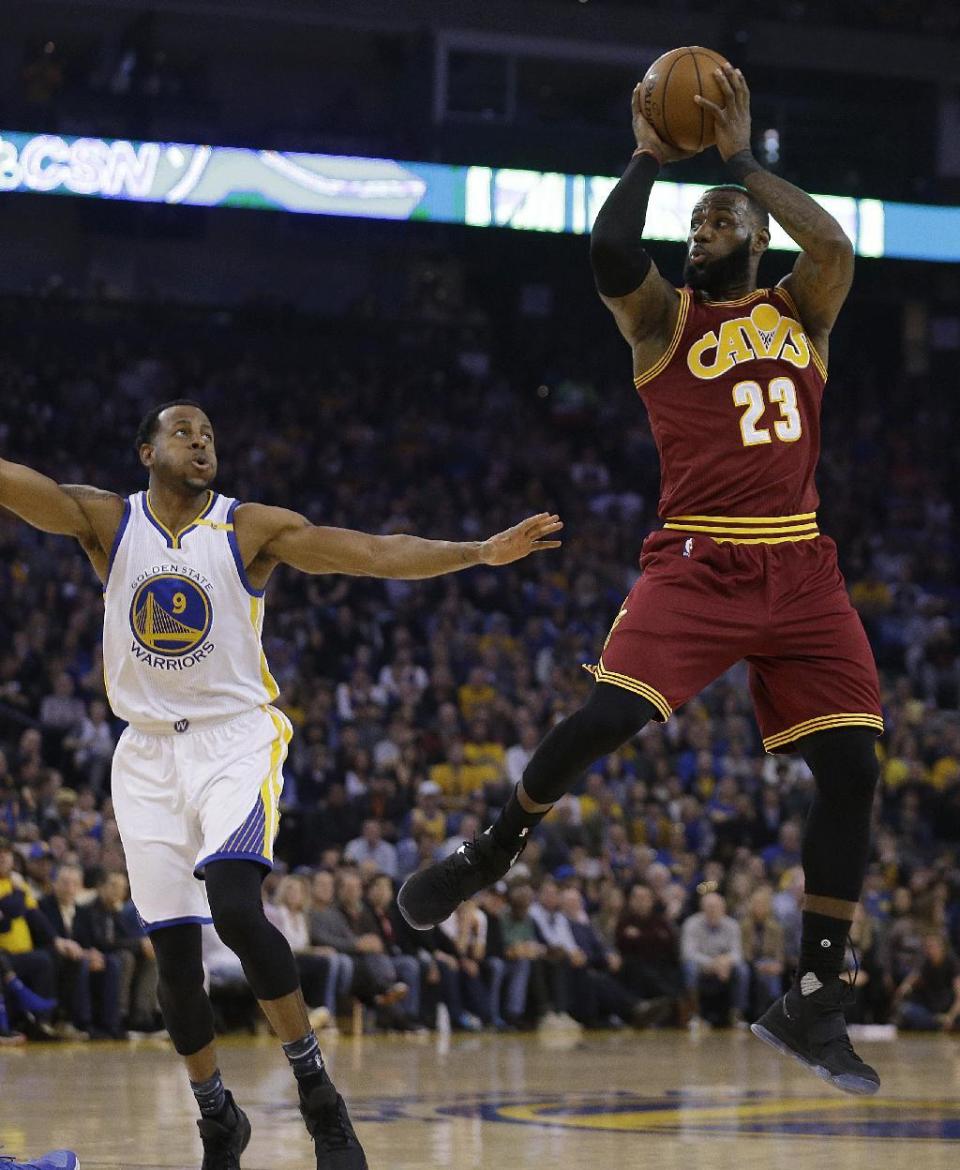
635, 284, 827, 539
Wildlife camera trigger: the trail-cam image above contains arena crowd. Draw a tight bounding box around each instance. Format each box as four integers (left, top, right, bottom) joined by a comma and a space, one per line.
1, 293, 959, 1044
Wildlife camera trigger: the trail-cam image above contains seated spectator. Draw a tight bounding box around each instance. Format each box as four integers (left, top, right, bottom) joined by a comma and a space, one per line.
436, 899, 490, 1030
498, 881, 545, 1028
363, 872, 421, 1028
75, 872, 158, 1034
64, 700, 115, 795
528, 877, 582, 1028
405, 781, 447, 847
314, 869, 408, 1018
39, 862, 123, 1038
561, 886, 669, 1028
265, 874, 343, 1029
739, 886, 785, 1019
0, 837, 58, 1039
680, 892, 749, 1027
615, 884, 682, 1009
893, 930, 960, 1032
343, 819, 398, 879
882, 886, 925, 986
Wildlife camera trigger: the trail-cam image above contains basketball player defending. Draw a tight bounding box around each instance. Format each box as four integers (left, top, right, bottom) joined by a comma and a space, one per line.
400, 64, 883, 1095
0, 406, 561, 1169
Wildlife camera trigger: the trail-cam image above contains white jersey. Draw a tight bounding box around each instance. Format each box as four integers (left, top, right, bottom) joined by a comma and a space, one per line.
103, 490, 279, 733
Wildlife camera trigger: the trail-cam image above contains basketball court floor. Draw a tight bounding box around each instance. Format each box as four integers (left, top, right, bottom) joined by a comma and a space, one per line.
4, 1029, 960, 1168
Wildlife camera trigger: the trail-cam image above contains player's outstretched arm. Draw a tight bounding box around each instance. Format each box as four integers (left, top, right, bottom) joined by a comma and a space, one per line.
697, 64, 854, 339
589, 85, 696, 349
234, 504, 562, 583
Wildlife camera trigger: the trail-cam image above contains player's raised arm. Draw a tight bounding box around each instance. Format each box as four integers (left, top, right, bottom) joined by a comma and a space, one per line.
589, 85, 699, 350
234, 504, 562, 584
697, 64, 854, 343
0, 459, 123, 578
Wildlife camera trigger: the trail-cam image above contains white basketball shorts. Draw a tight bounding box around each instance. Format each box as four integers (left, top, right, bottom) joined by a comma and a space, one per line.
111, 704, 292, 932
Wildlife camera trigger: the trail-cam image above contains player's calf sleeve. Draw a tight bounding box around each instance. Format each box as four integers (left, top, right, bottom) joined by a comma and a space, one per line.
151, 923, 216, 1055
795, 727, 880, 984
493, 684, 656, 848
205, 859, 300, 1001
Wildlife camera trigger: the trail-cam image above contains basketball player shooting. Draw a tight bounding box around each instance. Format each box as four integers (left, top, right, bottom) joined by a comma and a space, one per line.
0, 406, 562, 1170
399, 63, 884, 1096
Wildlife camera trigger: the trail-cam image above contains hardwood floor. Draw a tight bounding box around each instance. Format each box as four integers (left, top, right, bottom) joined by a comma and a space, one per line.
4, 1028, 960, 1168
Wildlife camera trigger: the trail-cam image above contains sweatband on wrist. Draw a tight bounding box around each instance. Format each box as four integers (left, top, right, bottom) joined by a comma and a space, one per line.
726, 149, 763, 183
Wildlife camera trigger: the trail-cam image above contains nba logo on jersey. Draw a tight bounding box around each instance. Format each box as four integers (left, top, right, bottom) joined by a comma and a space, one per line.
683, 537, 694, 557
130, 573, 213, 659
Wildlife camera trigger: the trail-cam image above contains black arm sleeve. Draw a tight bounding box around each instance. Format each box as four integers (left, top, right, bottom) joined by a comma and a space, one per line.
589, 152, 660, 298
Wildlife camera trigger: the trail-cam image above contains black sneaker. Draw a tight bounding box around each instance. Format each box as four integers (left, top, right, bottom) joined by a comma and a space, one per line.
397, 828, 524, 930
751, 978, 880, 1096
299, 1075, 368, 1170
197, 1092, 251, 1170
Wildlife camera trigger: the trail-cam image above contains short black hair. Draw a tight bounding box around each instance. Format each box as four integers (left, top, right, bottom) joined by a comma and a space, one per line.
134, 400, 206, 452
702, 184, 770, 232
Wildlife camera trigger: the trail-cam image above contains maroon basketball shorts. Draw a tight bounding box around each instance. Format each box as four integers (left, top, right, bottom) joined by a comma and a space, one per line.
585, 527, 883, 753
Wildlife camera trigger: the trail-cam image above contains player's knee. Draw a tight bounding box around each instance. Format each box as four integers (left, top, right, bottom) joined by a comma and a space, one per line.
208, 896, 259, 955
801, 727, 879, 806
582, 683, 657, 748
152, 925, 205, 995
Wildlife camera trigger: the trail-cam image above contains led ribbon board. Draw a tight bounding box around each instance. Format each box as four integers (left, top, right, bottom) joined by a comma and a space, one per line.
0, 128, 955, 262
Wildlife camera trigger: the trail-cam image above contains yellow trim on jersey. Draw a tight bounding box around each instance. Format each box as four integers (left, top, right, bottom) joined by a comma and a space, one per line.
144, 489, 216, 549
699, 288, 769, 308
664, 513, 819, 544
669, 512, 817, 524
193, 518, 235, 532
585, 658, 672, 721
250, 596, 280, 701
774, 284, 828, 381
633, 289, 690, 389
259, 708, 292, 859
763, 713, 884, 752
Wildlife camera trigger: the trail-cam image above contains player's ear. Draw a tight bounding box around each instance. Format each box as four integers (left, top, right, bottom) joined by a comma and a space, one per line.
139, 443, 154, 469
752, 225, 770, 255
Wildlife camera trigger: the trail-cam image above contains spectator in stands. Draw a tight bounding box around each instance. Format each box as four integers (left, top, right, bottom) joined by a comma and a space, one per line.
265, 875, 338, 1029
739, 886, 785, 1019
0, 838, 58, 1038
436, 899, 489, 1030
680, 892, 749, 1027
498, 880, 544, 1028
74, 872, 157, 1034
328, 869, 408, 1018
343, 819, 398, 879
615, 883, 682, 1012
528, 877, 582, 1028
364, 872, 421, 1028
882, 886, 925, 986
39, 862, 122, 1038
561, 886, 669, 1028
893, 930, 960, 1032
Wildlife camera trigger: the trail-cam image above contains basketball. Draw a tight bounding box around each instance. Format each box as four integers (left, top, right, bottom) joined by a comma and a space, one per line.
639, 45, 731, 152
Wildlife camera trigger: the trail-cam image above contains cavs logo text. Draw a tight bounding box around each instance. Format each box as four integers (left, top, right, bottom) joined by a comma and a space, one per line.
128, 571, 214, 669
687, 302, 811, 381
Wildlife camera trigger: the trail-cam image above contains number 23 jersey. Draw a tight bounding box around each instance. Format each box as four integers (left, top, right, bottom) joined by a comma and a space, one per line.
102, 490, 279, 733
635, 284, 826, 522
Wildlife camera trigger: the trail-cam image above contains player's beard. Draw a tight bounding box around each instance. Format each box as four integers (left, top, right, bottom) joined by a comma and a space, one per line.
683, 237, 753, 297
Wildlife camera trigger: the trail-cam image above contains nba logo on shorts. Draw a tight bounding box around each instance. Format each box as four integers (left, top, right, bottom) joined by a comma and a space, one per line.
683, 537, 694, 557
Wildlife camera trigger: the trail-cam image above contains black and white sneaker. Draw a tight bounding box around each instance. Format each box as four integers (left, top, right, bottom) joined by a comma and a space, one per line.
751, 976, 880, 1096
197, 1092, 251, 1170
299, 1075, 368, 1170
397, 828, 525, 930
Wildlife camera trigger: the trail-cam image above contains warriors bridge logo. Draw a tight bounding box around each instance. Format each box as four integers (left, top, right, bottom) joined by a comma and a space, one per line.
687, 302, 811, 380
129, 572, 214, 667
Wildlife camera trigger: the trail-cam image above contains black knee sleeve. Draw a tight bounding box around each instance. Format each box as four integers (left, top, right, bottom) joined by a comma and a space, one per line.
522, 683, 657, 806
797, 727, 880, 904
151, 923, 215, 1056
205, 859, 300, 1001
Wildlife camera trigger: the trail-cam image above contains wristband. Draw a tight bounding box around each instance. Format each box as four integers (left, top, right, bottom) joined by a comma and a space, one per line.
632, 145, 663, 167
726, 149, 763, 183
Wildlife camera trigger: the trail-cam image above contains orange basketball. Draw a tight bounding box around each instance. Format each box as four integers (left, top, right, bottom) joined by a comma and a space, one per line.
639, 46, 731, 153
